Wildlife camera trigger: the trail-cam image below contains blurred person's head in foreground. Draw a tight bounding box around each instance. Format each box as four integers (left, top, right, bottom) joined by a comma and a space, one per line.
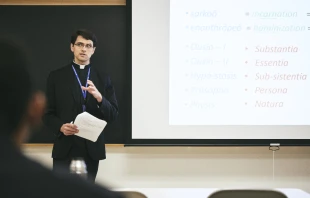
0, 38, 46, 147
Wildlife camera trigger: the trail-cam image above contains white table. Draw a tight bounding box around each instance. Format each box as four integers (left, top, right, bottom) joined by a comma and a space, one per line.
115, 188, 310, 198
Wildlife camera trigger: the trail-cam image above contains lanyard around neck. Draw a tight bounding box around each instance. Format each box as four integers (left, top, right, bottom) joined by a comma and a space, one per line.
71, 65, 91, 100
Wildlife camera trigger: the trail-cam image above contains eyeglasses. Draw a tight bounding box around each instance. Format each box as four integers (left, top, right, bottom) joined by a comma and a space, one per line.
74, 42, 93, 49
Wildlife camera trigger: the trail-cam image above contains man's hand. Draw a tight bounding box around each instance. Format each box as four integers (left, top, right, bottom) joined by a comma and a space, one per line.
60, 123, 79, 136
81, 80, 102, 103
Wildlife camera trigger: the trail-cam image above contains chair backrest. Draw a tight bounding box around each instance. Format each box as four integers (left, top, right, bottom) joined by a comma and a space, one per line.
208, 189, 288, 198
119, 191, 148, 198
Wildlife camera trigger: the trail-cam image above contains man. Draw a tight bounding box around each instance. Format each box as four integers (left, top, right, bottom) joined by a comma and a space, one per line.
43, 29, 119, 182
0, 39, 123, 198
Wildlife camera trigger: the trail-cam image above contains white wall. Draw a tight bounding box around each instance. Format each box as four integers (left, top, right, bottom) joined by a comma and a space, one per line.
22, 145, 310, 193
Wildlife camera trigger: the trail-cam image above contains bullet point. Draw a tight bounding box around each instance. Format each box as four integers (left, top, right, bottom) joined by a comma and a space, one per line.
245, 61, 248, 64
186, 12, 188, 14
245, 47, 248, 50
245, 12, 249, 16
247, 27, 251, 30
245, 89, 247, 91
245, 102, 247, 105
245, 75, 248, 77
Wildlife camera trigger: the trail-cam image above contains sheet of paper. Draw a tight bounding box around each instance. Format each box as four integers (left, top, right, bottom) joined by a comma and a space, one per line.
73, 112, 107, 142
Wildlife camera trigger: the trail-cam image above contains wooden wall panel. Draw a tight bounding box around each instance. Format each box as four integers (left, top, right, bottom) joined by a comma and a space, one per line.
0, 0, 126, 5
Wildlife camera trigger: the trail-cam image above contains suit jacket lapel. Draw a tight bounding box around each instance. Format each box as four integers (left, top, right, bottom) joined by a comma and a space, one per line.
86, 66, 97, 104
66, 65, 82, 107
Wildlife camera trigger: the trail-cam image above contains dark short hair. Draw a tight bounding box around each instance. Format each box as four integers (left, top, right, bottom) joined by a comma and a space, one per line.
70, 29, 98, 47
0, 39, 32, 136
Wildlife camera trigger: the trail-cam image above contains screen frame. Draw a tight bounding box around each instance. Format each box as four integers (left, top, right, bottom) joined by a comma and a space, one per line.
125, 0, 310, 146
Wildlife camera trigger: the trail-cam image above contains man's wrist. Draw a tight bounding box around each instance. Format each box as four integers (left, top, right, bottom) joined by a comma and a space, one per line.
96, 94, 102, 103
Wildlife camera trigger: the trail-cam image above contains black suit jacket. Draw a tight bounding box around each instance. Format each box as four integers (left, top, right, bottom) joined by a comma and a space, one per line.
43, 63, 118, 160
0, 138, 123, 198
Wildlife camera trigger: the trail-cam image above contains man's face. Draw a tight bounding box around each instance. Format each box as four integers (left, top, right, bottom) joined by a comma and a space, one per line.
71, 35, 96, 64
